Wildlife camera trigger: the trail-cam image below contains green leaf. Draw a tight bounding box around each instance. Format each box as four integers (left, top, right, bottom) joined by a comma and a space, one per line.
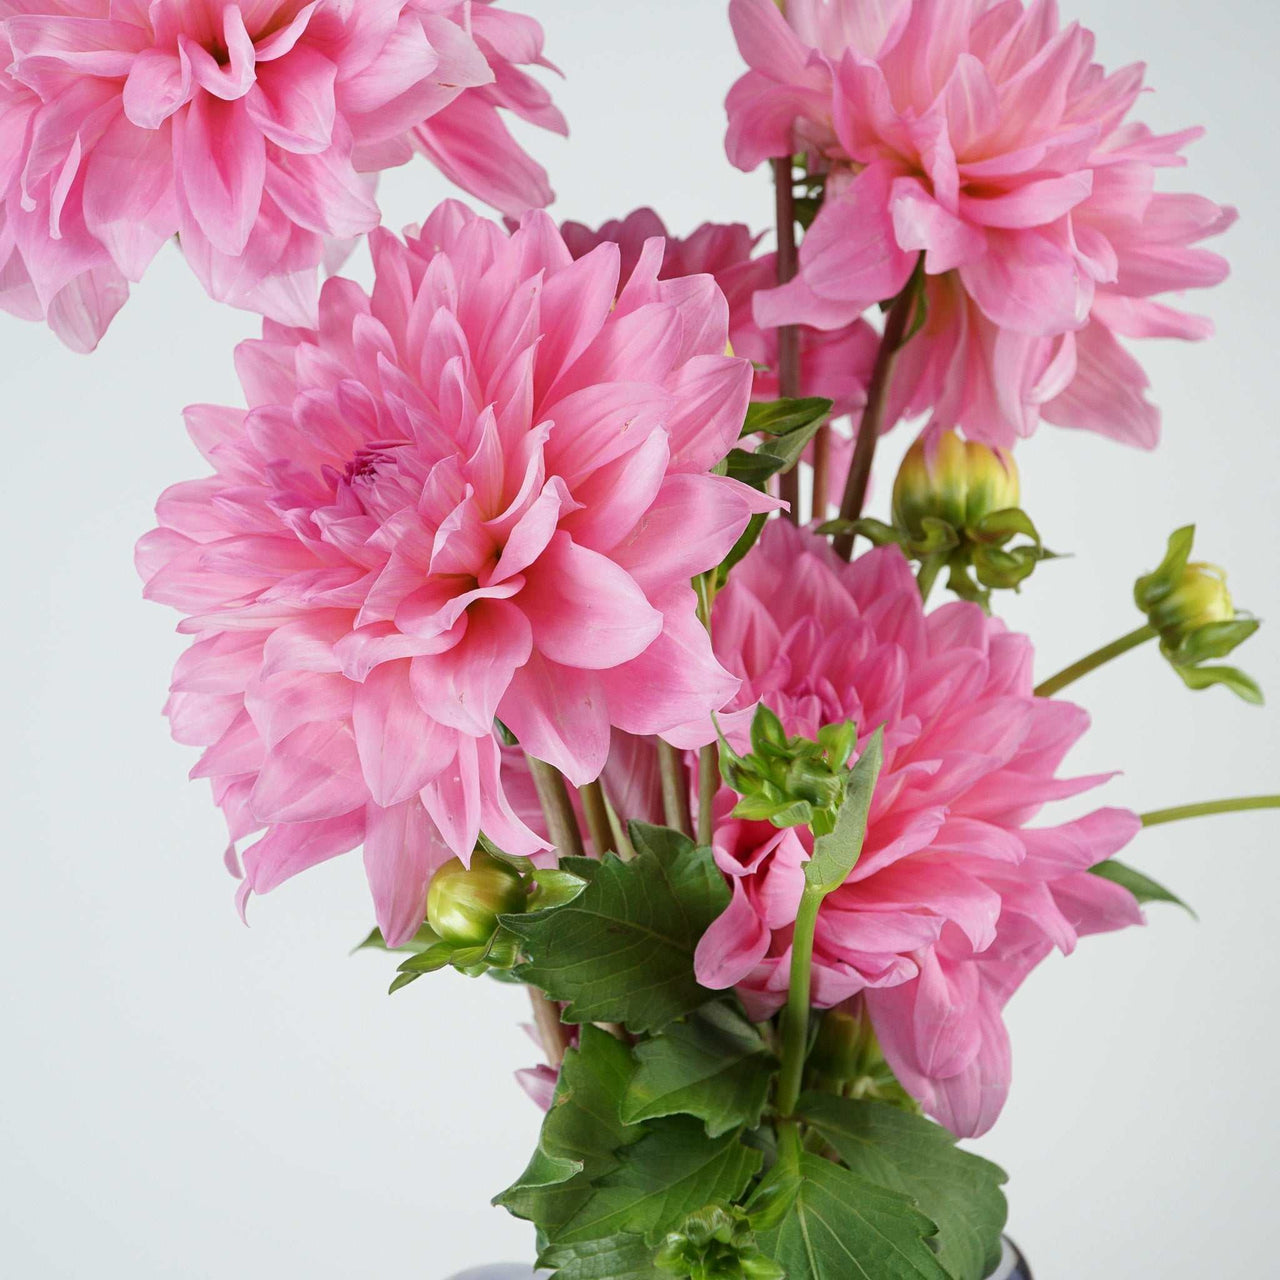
556, 1116, 764, 1247
743, 397, 833, 440
752, 1151, 948, 1280
506, 825, 730, 1033
724, 447, 785, 491
803, 727, 884, 895
717, 511, 769, 585
495, 1026, 644, 1238
622, 1003, 778, 1137
354, 922, 440, 954
1090, 859, 1196, 917
798, 1094, 1008, 1280
541, 1235, 661, 1280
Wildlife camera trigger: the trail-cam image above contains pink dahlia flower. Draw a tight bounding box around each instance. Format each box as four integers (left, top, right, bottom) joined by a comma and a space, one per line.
0, 0, 563, 349
679, 520, 1143, 1136
726, 0, 1234, 448
559, 209, 877, 419
137, 201, 772, 946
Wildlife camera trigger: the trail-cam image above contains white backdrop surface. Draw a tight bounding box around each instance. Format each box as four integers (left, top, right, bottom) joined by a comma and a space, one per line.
1, 3, 1276, 1277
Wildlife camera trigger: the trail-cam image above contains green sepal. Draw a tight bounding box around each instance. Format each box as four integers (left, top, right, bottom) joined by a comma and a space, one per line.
803, 727, 884, 895
1090, 859, 1196, 917
527, 868, 590, 911
1171, 661, 1264, 704
1134, 524, 1195, 610
1167, 617, 1260, 666
353, 922, 440, 955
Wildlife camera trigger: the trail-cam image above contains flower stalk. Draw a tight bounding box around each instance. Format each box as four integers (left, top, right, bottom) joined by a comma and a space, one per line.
658, 739, 695, 839
1034, 625, 1156, 697
1140, 796, 1280, 827
776, 886, 823, 1118
773, 156, 802, 524
526, 754, 586, 859
578, 779, 616, 855
833, 257, 924, 561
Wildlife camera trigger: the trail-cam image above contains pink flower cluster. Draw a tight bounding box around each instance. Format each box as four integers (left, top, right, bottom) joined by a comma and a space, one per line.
136, 203, 773, 947
726, 0, 1235, 447
680, 521, 1142, 1136
0, 0, 563, 349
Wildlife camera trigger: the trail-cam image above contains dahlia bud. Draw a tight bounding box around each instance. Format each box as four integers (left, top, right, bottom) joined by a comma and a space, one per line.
654, 1205, 784, 1280
1134, 526, 1262, 703
426, 848, 527, 947
891, 428, 1019, 541
720, 705, 859, 836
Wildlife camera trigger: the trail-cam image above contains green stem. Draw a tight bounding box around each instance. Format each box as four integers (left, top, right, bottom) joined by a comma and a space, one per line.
658, 739, 694, 839
578, 779, 616, 856
528, 987, 571, 1072
776, 889, 822, 1118
1141, 795, 1280, 827
526, 754, 585, 860
1034, 624, 1156, 698
697, 743, 718, 847
833, 257, 923, 562
773, 156, 802, 525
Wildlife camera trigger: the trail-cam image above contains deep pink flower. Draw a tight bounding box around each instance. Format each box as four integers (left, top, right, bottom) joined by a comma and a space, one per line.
0, 0, 564, 349
677, 520, 1142, 1136
137, 201, 772, 946
726, 0, 1234, 448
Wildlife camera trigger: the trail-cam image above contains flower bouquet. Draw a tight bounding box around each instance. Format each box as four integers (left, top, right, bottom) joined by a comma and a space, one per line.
4, 1, 1272, 1277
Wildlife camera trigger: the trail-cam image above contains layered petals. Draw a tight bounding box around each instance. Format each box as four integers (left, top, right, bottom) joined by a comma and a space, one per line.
140, 204, 760, 933
689, 522, 1142, 1135
0, 0, 562, 347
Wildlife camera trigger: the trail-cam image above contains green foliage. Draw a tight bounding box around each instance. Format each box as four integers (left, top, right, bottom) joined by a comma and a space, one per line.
1091, 859, 1196, 917
555, 1116, 764, 1247
495, 1026, 644, 1239
798, 1094, 1008, 1280
752, 1151, 949, 1280
541, 1235, 663, 1280
504, 823, 729, 1034
623, 1003, 777, 1137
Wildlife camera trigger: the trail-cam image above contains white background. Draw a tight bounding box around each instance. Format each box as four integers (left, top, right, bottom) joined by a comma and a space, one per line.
2, 2, 1276, 1276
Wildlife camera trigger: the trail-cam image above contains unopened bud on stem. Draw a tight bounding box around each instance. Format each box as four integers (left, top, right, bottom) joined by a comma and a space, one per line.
426, 848, 526, 947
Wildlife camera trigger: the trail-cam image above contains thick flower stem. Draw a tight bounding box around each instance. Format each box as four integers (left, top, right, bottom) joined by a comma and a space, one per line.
658, 739, 695, 839
773, 156, 803, 525
1034, 624, 1157, 697
526, 754, 586, 860
833, 260, 923, 562
697, 743, 719, 847
1141, 795, 1280, 827
777, 888, 822, 1118
529, 987, 571, 1072
578, 779, 616, 856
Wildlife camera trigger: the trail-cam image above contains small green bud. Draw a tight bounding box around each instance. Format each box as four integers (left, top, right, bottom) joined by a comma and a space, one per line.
426, 848, 526, 947
892, 428, 1019, 541
1135, 526, 1263, 703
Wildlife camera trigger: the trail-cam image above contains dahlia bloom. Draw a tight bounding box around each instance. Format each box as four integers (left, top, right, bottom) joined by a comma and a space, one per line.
726, 0, 1234, 448
137, 201, 771, 946
0, 0, 563, 350
559, 209, 877, 418
679, 521, 1143, 1136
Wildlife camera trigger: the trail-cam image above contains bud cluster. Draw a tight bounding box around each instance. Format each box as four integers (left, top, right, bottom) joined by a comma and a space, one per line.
718, 705, 858, 837
1135, 526, 1262, 703
843, 428, 1053, 607
654, 1205, 783, 1280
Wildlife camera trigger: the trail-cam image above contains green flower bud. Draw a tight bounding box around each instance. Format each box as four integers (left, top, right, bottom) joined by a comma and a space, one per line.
892, 428, 1019, 541
1146, 561, 1234, 641
426, 848, 526, 947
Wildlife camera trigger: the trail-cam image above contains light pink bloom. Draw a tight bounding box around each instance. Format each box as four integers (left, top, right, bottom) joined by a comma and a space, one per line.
137, 202, 771, 946
0, 1, 563, 349
680, 521, 1142, 1136
559, 209, 877, 420
726, 0, 1234, 448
